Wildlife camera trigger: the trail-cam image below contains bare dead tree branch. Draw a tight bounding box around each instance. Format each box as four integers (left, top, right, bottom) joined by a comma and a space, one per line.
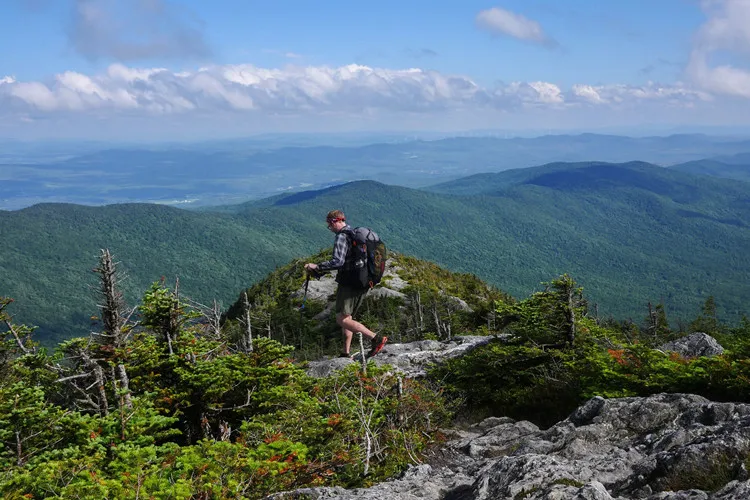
2, 319, 32, 354
94, 249, 127, 348
242, 291, 254, 353
207, 388, 256, 412
54, 372, 93, 384
1, 298, 34, 354
93, 249, 133, 409
185, 297, 224, 341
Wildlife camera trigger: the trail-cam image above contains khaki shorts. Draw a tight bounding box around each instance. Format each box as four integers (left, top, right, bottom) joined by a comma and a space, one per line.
335, 284, 369, 316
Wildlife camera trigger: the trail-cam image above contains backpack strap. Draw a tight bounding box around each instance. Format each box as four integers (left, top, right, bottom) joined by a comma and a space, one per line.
339, 227, 355, 249
338, 227, 358, 270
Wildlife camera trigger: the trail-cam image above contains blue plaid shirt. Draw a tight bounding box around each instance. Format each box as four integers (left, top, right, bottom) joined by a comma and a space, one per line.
317, 224, 351, 272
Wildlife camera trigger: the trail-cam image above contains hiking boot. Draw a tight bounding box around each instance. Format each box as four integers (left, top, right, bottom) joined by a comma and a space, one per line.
339, 352, 353, 359
367, 335, 388, 358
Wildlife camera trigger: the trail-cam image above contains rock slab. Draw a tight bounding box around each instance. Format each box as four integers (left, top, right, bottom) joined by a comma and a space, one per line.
268, 393, 750, 500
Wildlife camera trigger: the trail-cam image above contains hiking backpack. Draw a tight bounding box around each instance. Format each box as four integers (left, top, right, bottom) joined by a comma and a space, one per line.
342, 227, 387, 289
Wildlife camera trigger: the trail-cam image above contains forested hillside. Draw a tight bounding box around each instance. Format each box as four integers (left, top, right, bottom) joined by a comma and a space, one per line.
0, 203, 330, 345
669, 158, 750, 182
4, 248, 750, 498
224, 162, 750, 324
2, 161, 750, 345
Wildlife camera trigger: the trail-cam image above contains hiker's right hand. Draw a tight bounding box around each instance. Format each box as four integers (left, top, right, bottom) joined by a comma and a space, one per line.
305, 264, 325, 279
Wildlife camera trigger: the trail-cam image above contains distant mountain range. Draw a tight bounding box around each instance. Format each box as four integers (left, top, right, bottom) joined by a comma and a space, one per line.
3, 133, 750, 210
3, 160, 750, 345
668, 153, 750, 182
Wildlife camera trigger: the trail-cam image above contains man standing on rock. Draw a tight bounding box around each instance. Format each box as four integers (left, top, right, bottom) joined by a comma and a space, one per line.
304, 209, 388, 358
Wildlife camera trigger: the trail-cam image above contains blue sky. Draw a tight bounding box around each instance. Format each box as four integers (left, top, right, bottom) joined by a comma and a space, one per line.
1, 0, 749, 141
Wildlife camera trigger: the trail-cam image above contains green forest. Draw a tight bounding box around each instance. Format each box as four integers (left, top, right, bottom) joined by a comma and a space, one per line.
4, 247, 750, 499
4, 161, 750, 346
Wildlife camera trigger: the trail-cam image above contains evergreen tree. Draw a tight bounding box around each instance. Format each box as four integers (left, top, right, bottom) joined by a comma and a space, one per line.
690, 296, 720, 334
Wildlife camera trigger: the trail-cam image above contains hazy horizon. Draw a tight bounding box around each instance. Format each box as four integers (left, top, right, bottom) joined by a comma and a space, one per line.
4, 126, 750, 147
4, 132, 750, 211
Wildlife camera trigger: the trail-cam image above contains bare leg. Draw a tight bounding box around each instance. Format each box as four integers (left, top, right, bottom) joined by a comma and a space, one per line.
337, 314, 375, 353
341, 328, 354, 353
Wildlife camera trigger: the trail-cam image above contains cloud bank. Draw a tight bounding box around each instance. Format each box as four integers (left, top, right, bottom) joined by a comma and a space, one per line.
0, 63, 709, 118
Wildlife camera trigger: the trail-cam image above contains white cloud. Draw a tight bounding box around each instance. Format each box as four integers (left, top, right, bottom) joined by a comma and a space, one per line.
688, 0, 750, 98
6, 71, 142, 111
0, 63, 710, 120
107, 63, 168, 82
527, 82, 564, 104
476, 7, 556, 47
572, 85, 606, 104
10, 82, 59, 111
569, 83, 711, 106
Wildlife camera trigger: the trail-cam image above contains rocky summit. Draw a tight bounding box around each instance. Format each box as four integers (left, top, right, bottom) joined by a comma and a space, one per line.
268, 392, 750, 499
270, 329, 750, 500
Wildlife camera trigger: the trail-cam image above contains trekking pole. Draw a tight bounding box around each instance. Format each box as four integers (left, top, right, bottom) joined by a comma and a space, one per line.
300, 274, 311, 311
297, 273, 311, 353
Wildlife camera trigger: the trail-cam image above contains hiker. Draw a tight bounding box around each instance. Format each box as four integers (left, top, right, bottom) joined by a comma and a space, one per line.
304, 210, 387, 358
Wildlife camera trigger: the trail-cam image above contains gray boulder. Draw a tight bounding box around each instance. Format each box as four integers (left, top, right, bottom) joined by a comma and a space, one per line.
305, 335, 502, 378
265, 464, 475, 500
294, 261, 407, 306
382, 262, 409, 291
368, 287, 407, 301
293, 258, 477, 322
293, 273, 338, 302
659, 333, 724, 358
440, 290, 473, 312
269, 393, 750, 500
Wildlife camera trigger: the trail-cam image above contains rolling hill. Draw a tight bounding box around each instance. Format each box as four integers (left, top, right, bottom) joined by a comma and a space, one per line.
226, 163, 750, 324
669, 156, 750, 183
5, 133, 750, 210
3, 160, 750, 344
0, 203, 331, 345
